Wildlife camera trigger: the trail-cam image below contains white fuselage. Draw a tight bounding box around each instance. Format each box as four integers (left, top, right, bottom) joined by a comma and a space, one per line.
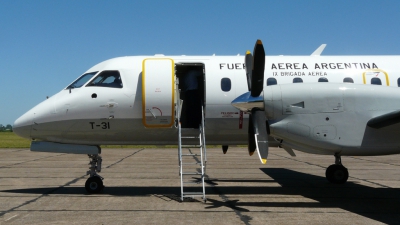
13, 55, 400, 156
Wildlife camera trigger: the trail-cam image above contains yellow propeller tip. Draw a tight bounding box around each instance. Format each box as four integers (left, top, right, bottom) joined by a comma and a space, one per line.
246, 50, 251, 55
261, 159, 267, 164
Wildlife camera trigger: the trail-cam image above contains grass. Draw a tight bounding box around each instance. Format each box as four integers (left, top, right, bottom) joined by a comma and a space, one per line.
0, 132, 31, 148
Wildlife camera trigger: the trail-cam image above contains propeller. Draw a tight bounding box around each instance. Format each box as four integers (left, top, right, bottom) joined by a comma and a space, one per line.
248, 112, 256, 156
245, 51, 252, 91
232, 39, 269, 164
251, 109, 268, 164
249, 39, 265, 97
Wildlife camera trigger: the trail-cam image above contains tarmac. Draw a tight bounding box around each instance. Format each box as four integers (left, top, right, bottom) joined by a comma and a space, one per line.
1, 147, 400, 224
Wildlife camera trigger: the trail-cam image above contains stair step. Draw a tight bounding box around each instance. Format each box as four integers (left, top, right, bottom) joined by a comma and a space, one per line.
181, 136, 199, 139
181, 146, 202, 149
182, 162, 201, 165
180, 129, 200, 136
181, 128, 200, 131
182, 192, 204, 196
183, 181, 201, 184
182, 172, 202, 175
181, 154, 200, 156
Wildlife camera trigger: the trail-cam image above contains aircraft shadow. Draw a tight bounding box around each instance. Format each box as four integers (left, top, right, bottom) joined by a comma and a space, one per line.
2, 168, 400, 224
260, 168, 400, 224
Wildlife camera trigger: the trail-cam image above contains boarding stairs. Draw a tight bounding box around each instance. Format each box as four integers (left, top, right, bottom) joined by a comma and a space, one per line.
178, 112, 207, 202
176, 81, 207, 202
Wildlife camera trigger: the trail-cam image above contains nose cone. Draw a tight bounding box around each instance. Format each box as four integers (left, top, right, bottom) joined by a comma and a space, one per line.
13, 111, 32, 139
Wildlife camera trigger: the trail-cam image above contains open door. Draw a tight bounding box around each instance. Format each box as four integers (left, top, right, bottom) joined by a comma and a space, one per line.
142, 58, 175, 128
175, 63, 205, 128
363, 69, 390, 86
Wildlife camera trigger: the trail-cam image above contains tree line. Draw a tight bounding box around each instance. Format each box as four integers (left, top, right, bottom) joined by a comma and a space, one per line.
0, 124, 13, 132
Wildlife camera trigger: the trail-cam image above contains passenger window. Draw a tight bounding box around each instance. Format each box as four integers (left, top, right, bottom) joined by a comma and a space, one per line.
371, 77, 382, 85
318, 77, 328, 82
266, 78, 277, 86
221, 78, 231, 92
397, 78, 400, 87
66, 71, 98, 89
86, 71, 123, 88
293, 77, 303, 83
343, 77, 354, 83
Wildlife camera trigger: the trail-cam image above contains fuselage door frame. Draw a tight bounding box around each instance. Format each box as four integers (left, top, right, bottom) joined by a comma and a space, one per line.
363, 69, 390, 86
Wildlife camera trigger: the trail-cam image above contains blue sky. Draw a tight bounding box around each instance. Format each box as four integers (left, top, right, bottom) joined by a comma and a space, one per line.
2, 1, 400, 125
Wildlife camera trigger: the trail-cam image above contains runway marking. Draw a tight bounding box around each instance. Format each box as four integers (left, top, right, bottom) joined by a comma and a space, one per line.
4, 214, 18, 221
0, 153, 66, 169
106, 148, 145, 168
269, 152, 327, 169
0, 175, 86, 217
0, 148, 144, 218
348, 156, 400, 167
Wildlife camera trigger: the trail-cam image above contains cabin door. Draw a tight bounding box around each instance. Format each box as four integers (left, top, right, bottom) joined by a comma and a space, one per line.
142, 58, 175, 128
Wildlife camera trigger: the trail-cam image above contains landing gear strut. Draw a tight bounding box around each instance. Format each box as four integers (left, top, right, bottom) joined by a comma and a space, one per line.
325, 153, 349, 184
85, 154, 104, 193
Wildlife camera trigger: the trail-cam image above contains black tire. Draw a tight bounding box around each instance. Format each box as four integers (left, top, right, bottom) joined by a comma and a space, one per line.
326, 164, 348, 184
325, 164, 335, 183
85, 176, 103, 193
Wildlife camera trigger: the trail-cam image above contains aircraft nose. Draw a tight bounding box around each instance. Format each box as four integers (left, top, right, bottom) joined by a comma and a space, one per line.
13, 112, 32, 139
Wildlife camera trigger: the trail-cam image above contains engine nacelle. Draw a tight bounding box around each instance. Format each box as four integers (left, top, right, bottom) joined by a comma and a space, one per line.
264, 83, 400, 156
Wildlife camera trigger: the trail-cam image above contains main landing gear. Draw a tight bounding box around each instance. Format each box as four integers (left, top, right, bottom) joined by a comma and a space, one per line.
85, 154, 104, 193
325, 153, 349, 184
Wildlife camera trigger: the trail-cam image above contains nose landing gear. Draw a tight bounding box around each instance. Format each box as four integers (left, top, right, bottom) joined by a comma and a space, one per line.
325, 153, 349, 184
85, 154, 104, 193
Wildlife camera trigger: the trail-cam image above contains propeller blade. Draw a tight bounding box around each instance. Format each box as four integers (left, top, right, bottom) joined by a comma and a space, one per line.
252, 109, 268, 164
248, 114, 256, 156
250, 40, 265, 97
245, 51, 252, 91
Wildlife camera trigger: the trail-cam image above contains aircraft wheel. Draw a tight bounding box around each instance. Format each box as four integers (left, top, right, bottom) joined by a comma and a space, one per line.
85, 176, 104, 193
326, 164, 348, 184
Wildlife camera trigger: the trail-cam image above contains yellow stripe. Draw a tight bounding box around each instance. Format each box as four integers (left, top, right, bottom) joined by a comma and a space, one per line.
362, 72, 366, 84
362, 69, 390, 86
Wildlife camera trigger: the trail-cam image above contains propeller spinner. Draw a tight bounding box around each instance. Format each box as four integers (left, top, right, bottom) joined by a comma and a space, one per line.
232, 39, 269, 164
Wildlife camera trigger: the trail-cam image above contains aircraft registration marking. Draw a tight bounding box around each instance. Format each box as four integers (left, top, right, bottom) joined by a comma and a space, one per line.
89, 122, 110, 129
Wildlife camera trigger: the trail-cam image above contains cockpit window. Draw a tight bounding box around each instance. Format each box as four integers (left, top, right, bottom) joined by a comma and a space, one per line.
86, 70, 123, 88
66, 72, 98, 89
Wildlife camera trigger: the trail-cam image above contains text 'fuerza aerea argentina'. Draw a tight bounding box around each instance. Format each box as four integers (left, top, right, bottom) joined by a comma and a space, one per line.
219, 62, 379, 70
